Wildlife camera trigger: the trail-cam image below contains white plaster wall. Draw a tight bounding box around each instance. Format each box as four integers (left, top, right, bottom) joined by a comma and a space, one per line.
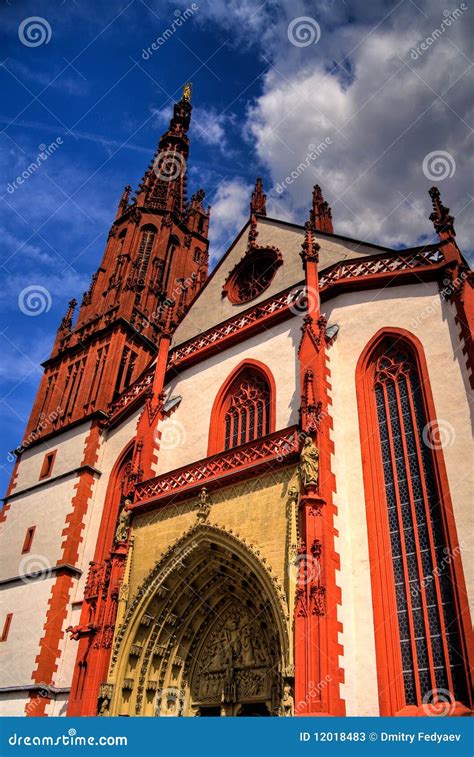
13, 422, 93, 494
157, 319, 301, 475
325, 281, 473, 715
175, 218, 383, 345
52, 410, 141, 694
0, 577, 57, 689
0, 692, 30, 717
0, 477, 79, 579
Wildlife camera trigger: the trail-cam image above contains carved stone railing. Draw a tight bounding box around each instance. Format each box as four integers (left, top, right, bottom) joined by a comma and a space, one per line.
169, 288, 300, 368
105, 247, 446, 424
105, 369, 154, 423
134, 426, 299, 506
319, 248, 444, 288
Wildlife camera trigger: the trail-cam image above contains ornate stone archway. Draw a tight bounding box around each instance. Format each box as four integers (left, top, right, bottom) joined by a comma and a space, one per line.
104, 523, 291, 717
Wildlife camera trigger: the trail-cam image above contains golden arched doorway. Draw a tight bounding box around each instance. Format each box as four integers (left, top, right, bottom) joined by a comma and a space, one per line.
104, 524, 291, 717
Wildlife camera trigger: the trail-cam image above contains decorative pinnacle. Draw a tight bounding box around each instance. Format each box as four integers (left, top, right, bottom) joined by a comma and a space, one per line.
429, 186, 455, 238
309, 184, 333, 234
250, 177, 267, 216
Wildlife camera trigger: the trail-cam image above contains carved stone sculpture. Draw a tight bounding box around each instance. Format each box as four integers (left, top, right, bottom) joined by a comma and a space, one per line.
280, 683, 295, 716
299, 437, 319, 489
114, 500, 132, 543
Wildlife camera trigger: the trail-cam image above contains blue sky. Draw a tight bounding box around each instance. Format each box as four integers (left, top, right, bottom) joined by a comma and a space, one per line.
1, 0, 472, 491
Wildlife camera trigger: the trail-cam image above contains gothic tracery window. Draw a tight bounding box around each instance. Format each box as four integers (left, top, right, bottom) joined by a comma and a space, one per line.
137, 225, 156, 282
371, 340, 469, 710
220, 368, 271, 451
224, 251, 281, 305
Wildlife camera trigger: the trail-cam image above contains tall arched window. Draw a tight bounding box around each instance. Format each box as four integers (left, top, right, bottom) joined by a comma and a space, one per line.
137, 225, 156, 281
208, 361, 275, 455
357, 330, 471, 716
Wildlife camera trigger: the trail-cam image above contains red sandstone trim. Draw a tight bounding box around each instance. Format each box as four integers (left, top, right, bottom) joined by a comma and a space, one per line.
26, 423, 101, 716
355, 327, 473, 716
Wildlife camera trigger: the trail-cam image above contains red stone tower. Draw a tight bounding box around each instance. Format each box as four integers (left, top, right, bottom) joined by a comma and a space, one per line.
23, 84, 209, 444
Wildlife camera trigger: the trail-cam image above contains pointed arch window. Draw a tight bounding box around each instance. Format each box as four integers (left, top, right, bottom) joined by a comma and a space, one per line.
137, 225, 156, 282
357, 333, 471, 715
209, 362, 275, 454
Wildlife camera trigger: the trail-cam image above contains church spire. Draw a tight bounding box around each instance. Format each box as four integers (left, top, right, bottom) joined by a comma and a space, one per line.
250, 177, 267, 216
309, 185, 333, 234
137, 83, 193, 214
429, 186, 456, 239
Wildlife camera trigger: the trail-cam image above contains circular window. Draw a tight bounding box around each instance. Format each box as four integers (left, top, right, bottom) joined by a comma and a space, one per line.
225, 251, 281, 305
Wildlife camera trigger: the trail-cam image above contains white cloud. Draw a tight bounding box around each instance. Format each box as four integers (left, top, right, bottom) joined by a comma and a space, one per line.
171, 0, 473, 256
243, 1, 473, 251
207, 177, 253, 263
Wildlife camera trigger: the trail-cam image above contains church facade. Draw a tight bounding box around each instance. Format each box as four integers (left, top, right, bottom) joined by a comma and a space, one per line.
0, 88, 472, 718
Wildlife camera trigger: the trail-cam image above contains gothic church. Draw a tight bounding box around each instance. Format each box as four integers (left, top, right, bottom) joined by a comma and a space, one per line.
0, 87, 472, 717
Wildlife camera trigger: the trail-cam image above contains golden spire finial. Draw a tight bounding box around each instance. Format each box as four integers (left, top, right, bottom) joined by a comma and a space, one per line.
182, 81, 192, 103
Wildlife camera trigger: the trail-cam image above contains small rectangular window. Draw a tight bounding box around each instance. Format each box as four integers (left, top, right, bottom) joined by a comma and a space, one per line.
39, 450, 56, 480
1, 614, 13, 642
22, 526, 36, 554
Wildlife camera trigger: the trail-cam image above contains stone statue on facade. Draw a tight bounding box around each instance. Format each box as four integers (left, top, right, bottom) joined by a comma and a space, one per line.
299, 437, 319, 489
114, 500, 132, 543
280, 683, 295, 716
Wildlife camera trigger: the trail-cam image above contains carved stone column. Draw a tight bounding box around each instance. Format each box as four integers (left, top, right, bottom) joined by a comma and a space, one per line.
294, 223, 344, 716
